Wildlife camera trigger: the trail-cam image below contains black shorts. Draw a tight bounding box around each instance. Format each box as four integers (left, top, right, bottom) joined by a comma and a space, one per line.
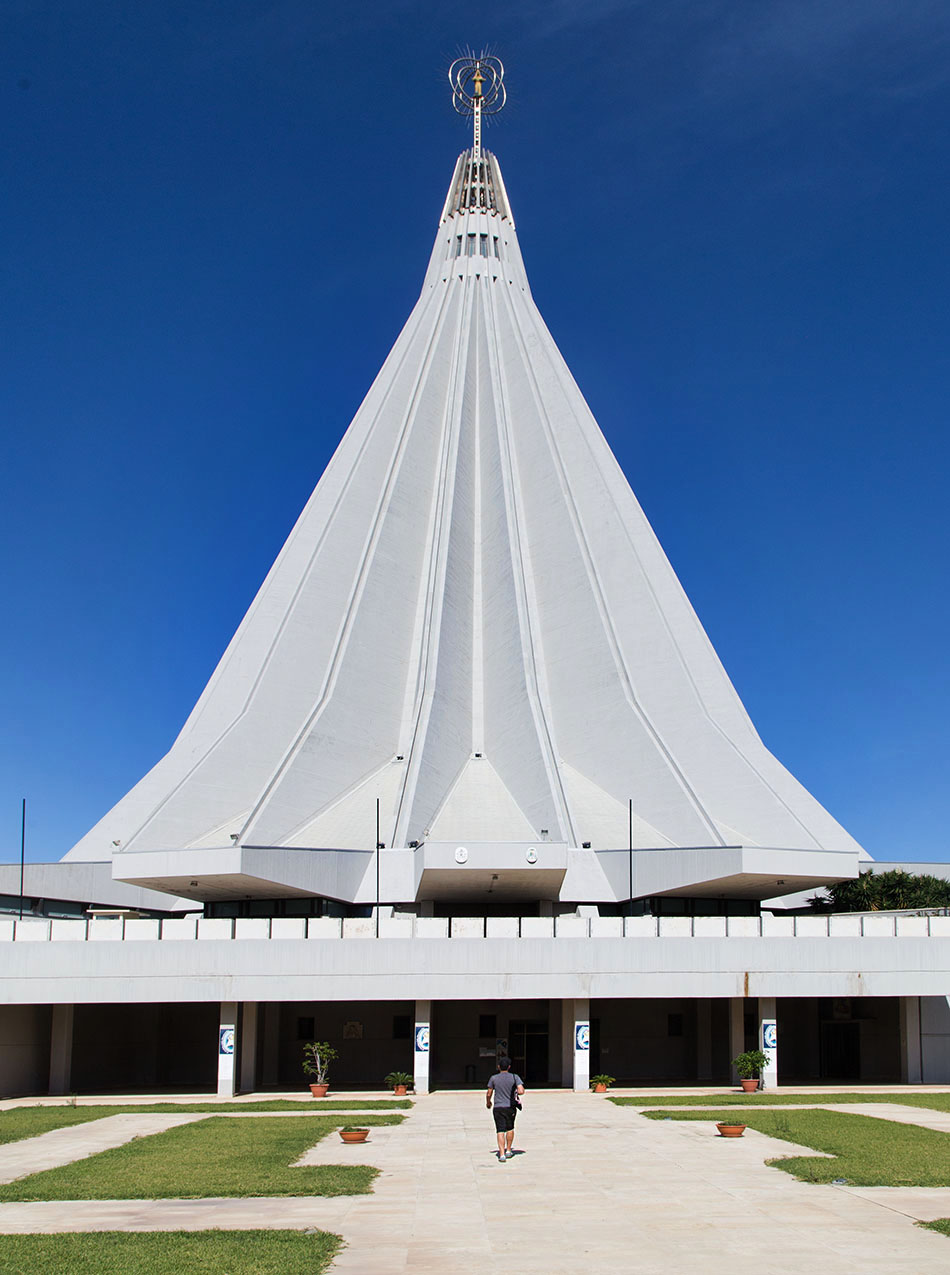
493, 1105, 517, 1132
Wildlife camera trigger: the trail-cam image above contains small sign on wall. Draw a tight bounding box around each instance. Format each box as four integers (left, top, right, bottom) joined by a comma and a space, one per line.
761, 1019, 777, 1081
343, 1020, 363, 1040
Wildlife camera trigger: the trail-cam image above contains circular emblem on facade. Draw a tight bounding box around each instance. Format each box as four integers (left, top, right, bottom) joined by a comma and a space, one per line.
219, 1027, 235, 1056
763, 1022, 777, 1050
454, 846, 468, 863
525, 847, 538, 864
575, 1023, 590, 1052
415, 1025, 430, 1053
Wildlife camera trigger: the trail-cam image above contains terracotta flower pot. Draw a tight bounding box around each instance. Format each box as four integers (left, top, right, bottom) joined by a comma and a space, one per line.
310, 1082, 330, 1097
593, 1083, 608, 1093
339, 1129, 369, 1143
392, 1084, 408, 1096
716, 1122, 747, 1138
739, 1077, 759, 1093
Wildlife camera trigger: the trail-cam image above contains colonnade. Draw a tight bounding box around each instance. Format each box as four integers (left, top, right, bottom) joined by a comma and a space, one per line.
213, 997, 781, 1096
37, 995, 929, 1096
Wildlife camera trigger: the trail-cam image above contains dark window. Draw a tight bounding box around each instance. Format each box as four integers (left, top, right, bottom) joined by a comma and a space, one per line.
297, 1016, 315, 1041
392, 1014, 411, 1040
667, 1013, 683, 1037
478, 1014, 497, 1038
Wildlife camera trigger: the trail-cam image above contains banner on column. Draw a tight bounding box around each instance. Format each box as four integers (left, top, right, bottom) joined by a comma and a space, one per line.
760, 1019, 777, 1071
219, 1027, 235, 1056
415, 1024, 430, 1053
575, 1023, 590, 1051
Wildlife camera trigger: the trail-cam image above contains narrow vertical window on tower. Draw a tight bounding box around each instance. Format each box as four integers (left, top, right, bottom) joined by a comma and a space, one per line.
466, 234, 476, 257
479, 234, 489, 257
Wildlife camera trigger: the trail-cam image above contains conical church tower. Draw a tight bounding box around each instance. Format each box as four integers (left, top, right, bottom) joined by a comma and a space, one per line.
66, 60, 863, 906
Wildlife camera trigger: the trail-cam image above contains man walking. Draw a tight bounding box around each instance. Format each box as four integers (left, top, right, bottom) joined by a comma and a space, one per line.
486, 1056, 525, 1161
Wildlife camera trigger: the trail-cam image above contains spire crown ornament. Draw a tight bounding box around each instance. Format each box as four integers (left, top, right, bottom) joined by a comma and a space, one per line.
449, 53, 506, 161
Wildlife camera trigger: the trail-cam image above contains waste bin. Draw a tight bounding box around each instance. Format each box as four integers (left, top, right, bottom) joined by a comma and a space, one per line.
464, 1064, 477, 1084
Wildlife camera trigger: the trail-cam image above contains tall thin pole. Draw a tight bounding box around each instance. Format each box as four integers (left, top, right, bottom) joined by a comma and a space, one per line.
628, 798, 633, 919
375, 798, 381, 938
19, 798, 26, 921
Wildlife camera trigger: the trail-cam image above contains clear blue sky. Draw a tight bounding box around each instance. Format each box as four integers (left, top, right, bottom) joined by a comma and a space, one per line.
3, 1, 948, 863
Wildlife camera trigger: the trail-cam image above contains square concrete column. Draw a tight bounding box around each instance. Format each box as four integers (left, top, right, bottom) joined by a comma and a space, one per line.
262, 1003, 280, 1088
239, 1002, 259, 1093
217, 1001, 238, 1098
413, 1000, 431, 1095
729, 997, 745, 1084
759, 996, 777, 1089
49, 1004, 74, 1096
695, 999, 713, 1082
900, 997, 922, 1084
572, 998, 590, 1092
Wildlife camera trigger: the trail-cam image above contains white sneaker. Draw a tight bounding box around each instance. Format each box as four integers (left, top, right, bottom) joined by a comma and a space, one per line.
505, 1150, 515, 1159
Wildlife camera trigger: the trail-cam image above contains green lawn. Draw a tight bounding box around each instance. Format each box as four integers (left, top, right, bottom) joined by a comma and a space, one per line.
0, 1099, 409, 1146
0, 1229, 341, 1274
642, 1108, 950, 1186
0, 1114, 403, 1201
923, 1220, 950, 1240
611, 1092, 950, 1109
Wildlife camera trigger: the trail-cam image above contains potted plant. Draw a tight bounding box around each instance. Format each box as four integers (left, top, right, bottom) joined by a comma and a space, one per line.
338, 1125, 369, 1144
732, 1048, 768, 1093
302, 1041, 338, 1097
716, 1121, 747, 1138
590, 1074, 616, 1093
384, 1070, 414, 1096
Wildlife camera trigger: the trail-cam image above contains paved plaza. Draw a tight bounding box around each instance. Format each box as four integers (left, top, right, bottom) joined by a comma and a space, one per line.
2, 1091, 950, 1271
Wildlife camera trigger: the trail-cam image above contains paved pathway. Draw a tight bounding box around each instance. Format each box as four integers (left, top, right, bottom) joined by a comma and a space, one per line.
1, 1093, 950, 1271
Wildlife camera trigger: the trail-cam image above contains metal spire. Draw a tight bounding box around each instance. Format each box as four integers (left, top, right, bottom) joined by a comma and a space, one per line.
449, 54, 506, 162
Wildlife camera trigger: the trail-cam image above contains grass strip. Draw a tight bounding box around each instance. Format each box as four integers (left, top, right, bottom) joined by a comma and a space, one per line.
0, 1099, 408, 1146
611, 1092, 950, 1109
0, 1114, 402, 1201
922, 1220, 950, 1240
642, 1108, 950, 1186
0, 1229, 341, 1274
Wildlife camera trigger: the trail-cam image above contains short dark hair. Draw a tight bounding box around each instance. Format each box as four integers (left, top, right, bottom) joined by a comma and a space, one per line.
498, 1056, 511, 1070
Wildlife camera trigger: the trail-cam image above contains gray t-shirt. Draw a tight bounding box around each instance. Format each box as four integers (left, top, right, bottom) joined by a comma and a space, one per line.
487, 1071, 523, 1108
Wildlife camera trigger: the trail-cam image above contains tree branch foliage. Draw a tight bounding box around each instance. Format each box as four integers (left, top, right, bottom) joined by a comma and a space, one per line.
809, 869, 950, 913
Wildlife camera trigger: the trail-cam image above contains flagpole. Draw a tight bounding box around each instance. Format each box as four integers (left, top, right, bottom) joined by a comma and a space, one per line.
18, 798, 26, 921
375, 797, 381, 938
628, 798, 633, 919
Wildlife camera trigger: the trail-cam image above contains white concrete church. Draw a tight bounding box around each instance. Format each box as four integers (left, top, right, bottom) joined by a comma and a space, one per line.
3, 60, 949, 1099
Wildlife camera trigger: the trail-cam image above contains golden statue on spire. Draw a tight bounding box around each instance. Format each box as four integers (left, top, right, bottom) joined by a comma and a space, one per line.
449, 53, 506, 161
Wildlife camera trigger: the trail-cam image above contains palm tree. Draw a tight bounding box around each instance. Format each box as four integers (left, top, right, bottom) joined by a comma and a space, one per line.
810, 869, 950, 913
